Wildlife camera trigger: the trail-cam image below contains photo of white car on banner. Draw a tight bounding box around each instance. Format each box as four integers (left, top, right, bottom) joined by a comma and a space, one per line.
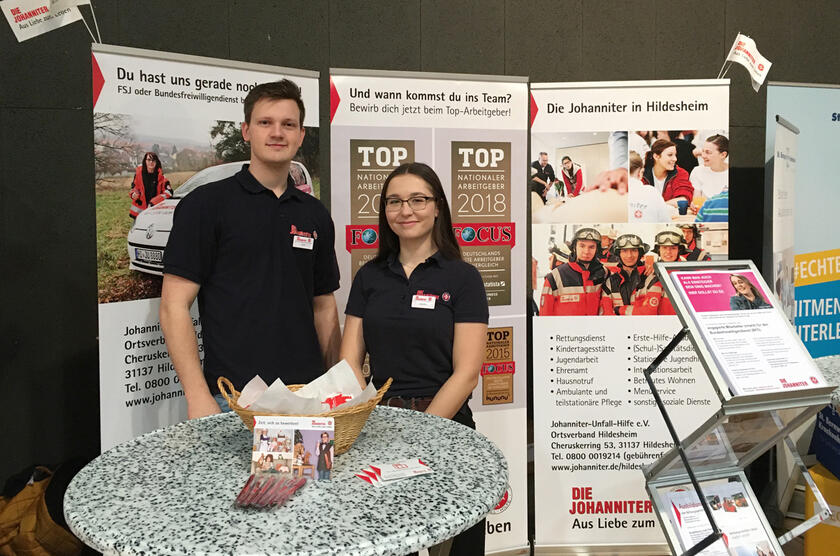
127, 160, 313, 275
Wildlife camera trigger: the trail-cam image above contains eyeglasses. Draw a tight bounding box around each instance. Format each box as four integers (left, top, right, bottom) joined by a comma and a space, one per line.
384, 196, 436, 212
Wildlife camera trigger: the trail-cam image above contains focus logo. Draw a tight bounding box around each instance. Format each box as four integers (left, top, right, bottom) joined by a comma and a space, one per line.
345, 225, 379, 252
453, 223, 515, 247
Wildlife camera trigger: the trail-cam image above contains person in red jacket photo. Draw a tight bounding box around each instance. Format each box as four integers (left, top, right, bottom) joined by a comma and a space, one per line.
539, 227, 606, 316
642, 139, 693, 207
600, 233, 649, 315
628, 229, 685, 315
129, 152, 172, 218
560, 155, 584, 197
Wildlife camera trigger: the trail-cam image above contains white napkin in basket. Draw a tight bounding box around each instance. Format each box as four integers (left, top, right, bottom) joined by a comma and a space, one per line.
244, 359, 377, 414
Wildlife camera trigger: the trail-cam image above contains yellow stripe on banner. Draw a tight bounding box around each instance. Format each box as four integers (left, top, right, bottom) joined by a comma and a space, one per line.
795, 248, 840, 287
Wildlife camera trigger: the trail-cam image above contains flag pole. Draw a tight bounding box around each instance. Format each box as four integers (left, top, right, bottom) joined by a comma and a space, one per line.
89, 2, 102, 43
718, 31, 740, 78
79, 12, 96, 43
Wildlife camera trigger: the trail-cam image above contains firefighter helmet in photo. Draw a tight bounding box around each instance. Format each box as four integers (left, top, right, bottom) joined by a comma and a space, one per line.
611, 233, 650, 261
653, 229, 686, 255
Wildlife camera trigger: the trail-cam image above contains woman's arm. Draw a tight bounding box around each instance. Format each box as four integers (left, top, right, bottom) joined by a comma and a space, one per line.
339, 315, 368, 389
425, 322, 487, 419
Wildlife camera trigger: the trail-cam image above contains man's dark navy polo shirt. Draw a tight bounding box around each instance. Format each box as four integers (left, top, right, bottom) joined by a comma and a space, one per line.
345, 251, 488, 398
163, 164, 340, 394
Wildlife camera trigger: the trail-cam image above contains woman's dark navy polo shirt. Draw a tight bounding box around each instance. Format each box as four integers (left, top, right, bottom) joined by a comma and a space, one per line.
345, 252, 488, 397
163, 164, 340, 394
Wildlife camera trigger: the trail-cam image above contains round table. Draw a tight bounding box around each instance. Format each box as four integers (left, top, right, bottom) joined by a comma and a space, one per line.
64, 407, 508, 556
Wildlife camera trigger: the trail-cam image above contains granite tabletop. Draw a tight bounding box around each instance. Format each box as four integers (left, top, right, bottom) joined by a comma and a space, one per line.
64, 406, 508, 556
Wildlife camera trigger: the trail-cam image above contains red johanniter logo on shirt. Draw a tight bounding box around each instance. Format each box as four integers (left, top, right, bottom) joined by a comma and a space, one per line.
453, 223, 515, 247
346, 225, 379, 252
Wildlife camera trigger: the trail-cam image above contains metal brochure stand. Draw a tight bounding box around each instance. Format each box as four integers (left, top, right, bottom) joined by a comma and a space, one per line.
641, 260, 835, 556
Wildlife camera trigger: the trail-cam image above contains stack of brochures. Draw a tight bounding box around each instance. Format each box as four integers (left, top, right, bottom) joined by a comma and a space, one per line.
354, 459, 433, 486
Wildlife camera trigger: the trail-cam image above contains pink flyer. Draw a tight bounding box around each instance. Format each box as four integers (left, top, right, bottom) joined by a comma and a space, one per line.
673, 271, 772, 313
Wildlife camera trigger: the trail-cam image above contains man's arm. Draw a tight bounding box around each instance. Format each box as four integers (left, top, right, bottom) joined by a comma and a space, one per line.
160, 273, 219, 419
313, 293, 341, 370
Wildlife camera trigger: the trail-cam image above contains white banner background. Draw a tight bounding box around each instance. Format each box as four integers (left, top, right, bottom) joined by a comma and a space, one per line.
530, 79, 729, 552
94, 44, 318, 451
331, 70, 529, 554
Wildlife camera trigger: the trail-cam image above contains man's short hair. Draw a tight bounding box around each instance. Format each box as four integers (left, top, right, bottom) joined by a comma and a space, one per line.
539, 151, 548, 156
243, 79, 305, 126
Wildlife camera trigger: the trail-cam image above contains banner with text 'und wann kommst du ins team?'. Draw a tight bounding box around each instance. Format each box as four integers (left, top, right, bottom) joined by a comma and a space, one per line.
530, 79, 728, 553
330, 68, 529, 554
92, 43, 319, 450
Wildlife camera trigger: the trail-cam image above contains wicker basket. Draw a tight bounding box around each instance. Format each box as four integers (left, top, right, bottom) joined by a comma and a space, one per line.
217, 376, 392, 455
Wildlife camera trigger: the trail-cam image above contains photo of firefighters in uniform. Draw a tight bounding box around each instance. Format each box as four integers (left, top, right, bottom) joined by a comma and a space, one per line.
532, 222, 728, 316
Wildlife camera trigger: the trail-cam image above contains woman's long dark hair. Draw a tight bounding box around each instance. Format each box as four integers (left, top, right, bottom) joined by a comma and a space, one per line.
376, 162, 461, 262
142, 152, 162, 175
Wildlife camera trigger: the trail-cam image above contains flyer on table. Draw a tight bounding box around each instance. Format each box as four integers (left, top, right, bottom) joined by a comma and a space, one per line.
530, 79, 729, 551
93, 44, 319, 450
330, 69, 529, 554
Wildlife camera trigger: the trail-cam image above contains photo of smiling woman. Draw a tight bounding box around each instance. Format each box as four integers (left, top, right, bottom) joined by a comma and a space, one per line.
729, 273, 771, 310
642, 139, 694, 208
340, 162, 489, 554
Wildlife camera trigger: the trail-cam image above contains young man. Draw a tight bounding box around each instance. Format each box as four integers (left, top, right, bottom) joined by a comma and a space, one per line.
160, 80, 341, 419
539, 227, 606, 316
600, 234, 649, 315
679, 224, 711, 261
531, 151, 558, 202
598, 228, 618, 263
628, 229, 685, 315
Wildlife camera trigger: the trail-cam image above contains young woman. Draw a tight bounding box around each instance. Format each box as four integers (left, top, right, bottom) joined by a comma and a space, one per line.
729, 274, 770, 310
689, 134, 729, 201
129, 151, 172, 218
642, 139, 694, 207
341, 162, 488, 554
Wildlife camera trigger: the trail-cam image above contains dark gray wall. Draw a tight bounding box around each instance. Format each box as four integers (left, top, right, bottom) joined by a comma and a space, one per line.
2, 0, 839, 481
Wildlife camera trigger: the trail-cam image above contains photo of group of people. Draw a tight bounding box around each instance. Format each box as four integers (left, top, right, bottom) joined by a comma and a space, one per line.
251, 426, 334, 480
529, 130, 729, 225
531, 222, 728, 316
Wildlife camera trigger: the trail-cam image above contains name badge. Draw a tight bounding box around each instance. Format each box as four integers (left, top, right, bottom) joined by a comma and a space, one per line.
292, 235, 314, 250
411, 294, 436, 309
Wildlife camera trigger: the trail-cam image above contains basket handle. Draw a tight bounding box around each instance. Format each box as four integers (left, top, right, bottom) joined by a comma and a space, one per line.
217, 376, 238, 407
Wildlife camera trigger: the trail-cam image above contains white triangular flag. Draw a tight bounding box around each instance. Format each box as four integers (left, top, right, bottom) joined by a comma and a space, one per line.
725, 33, 772, 92
1, 0, 82, 42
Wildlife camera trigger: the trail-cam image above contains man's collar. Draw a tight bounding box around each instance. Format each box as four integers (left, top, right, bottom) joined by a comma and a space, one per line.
236, 164, 301, 201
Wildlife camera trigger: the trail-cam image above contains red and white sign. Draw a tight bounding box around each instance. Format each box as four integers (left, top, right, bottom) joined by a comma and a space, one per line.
725, 33, 772, 92
1, 0, 81, 42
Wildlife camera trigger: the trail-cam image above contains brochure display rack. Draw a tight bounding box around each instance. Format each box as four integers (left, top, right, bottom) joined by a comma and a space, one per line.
642, 260, 835, 555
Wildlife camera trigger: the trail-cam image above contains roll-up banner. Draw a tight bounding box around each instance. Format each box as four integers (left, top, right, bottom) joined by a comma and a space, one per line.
530, 79, 728, 553
92, 43, 319, 450
765, 83, 840, 358
330, 69, 529, 554
768, 115, 799, 323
